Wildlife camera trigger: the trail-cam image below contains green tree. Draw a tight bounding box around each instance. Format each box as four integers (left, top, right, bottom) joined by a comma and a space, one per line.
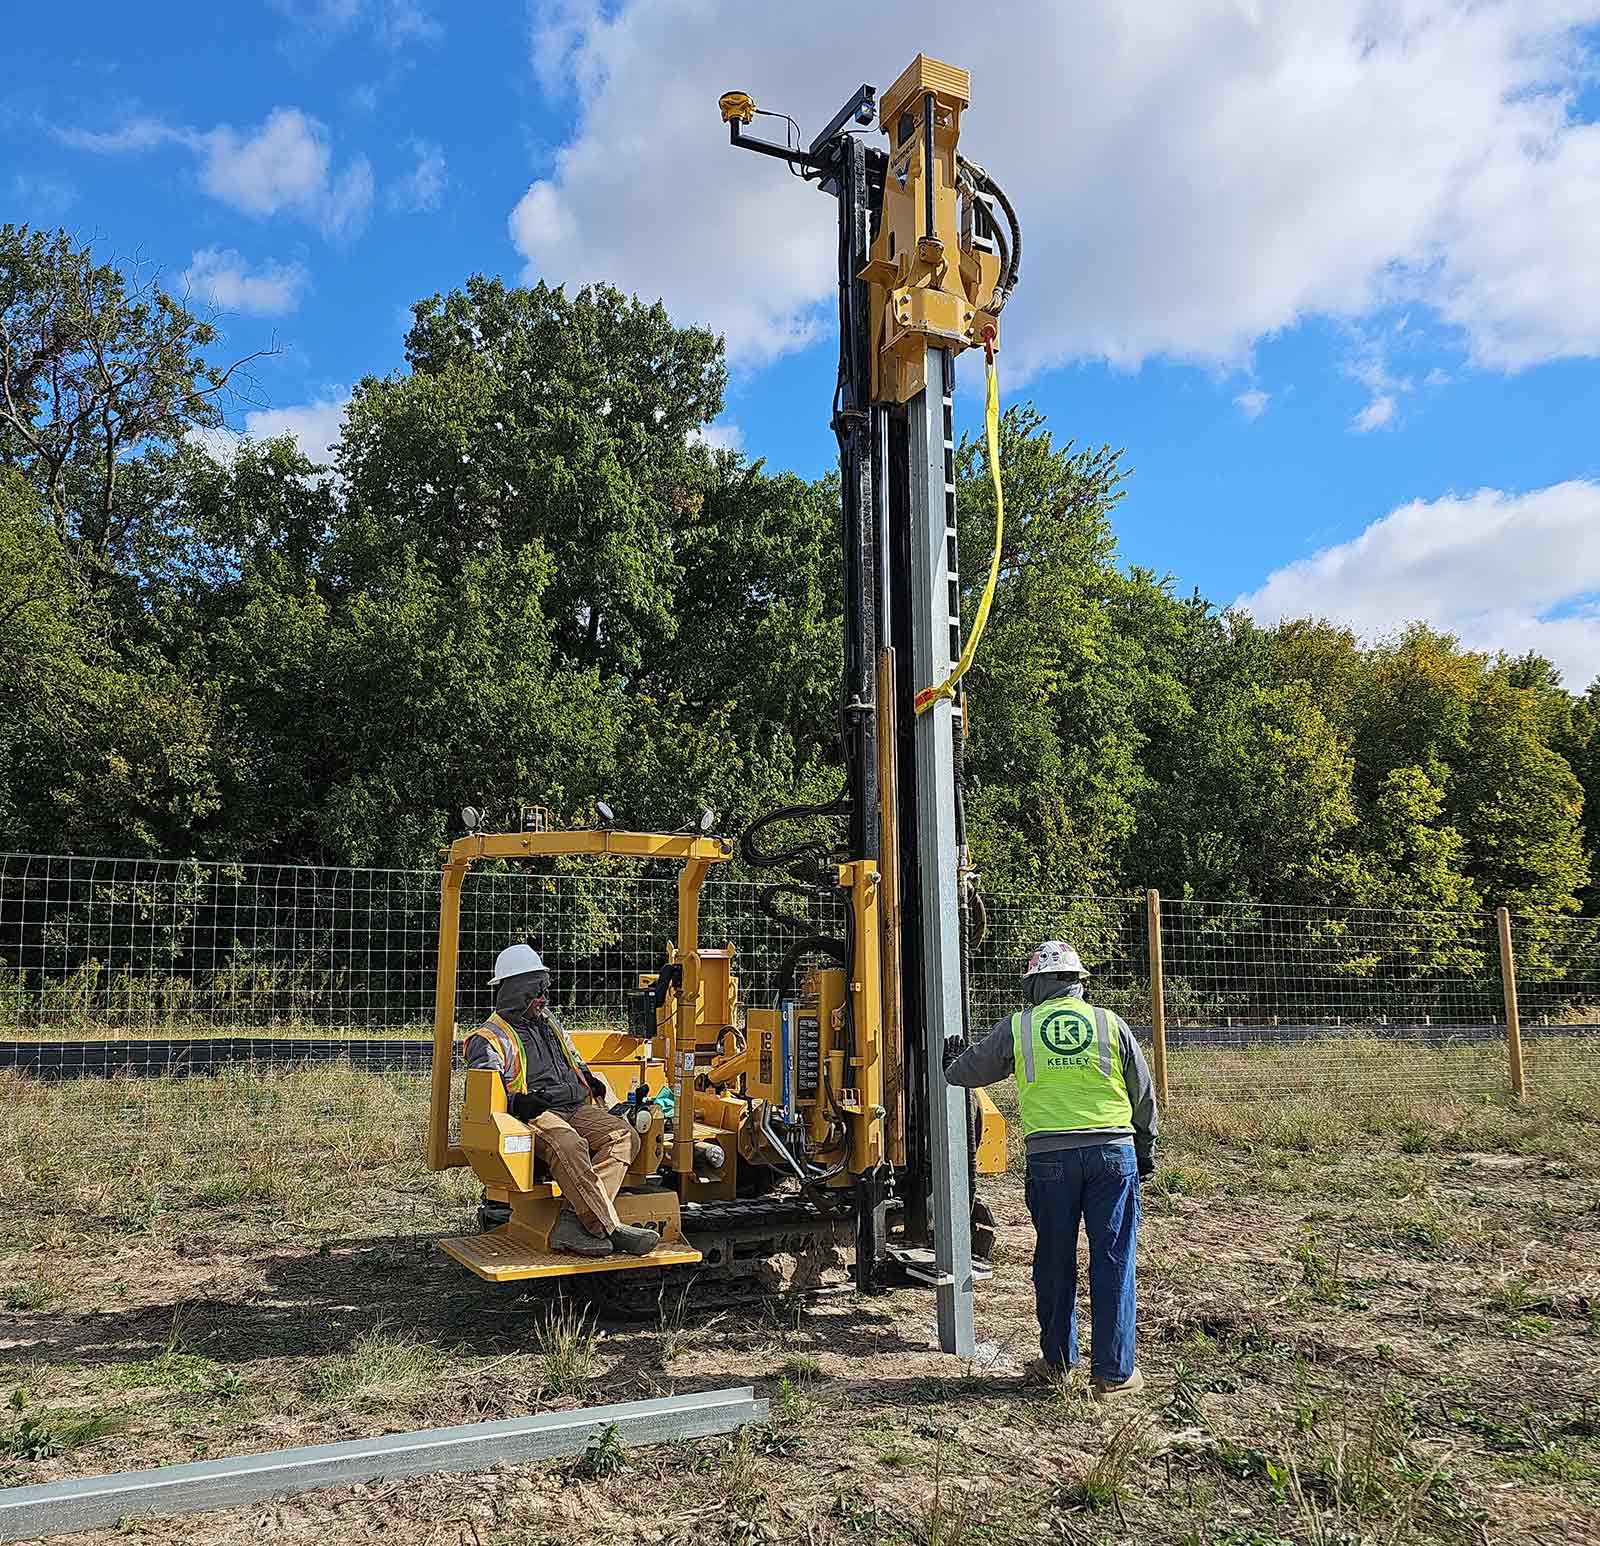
954, 404, 1153, 899
0, 224, 267, 588
340, 277, 726, 679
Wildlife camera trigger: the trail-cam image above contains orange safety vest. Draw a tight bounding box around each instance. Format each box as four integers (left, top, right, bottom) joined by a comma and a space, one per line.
472, 1012, 528, 1096
470, 1009, 594, 1102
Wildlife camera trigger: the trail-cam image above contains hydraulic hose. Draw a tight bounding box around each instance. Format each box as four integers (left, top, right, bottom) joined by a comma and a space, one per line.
739, 789, 849, 877
775, 933, 850, 1001
759, 883, 821, 930
958, 156, 1022, 313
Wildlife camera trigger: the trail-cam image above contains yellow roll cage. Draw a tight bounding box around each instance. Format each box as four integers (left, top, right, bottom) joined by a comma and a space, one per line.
426, 828, 731, 1173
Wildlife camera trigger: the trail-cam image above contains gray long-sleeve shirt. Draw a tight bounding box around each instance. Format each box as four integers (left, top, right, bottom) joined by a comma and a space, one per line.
945, 1001, 1159, 1157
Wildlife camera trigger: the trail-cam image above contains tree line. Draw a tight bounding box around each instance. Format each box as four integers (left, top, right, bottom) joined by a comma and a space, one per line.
4, 224, 1597, 929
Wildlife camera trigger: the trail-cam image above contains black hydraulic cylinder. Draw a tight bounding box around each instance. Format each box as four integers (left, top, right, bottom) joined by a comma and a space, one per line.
836, 135, 878, 863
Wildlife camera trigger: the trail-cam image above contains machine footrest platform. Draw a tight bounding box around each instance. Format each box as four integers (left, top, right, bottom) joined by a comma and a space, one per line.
440, 1229, 703, 1282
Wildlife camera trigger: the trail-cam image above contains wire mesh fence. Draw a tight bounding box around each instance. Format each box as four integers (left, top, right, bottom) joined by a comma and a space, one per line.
1509, 908, 1600, 1108
2, 853, 1597, 1135
0, 855, 848, 1043
1159, 897, 1513, 1101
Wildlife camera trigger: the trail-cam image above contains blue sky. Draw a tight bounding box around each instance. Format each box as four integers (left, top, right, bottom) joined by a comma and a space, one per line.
9, 2, 1600, 684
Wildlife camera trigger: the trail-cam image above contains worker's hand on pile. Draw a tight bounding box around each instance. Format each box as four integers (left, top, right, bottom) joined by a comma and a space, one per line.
942, 1034, 967, 1067
1136, 1147, 1155, 1183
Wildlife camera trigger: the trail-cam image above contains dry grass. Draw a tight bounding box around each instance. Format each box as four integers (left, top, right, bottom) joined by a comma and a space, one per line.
312, 1324, 453, 1405
531, 1297, 600, 1398
0, 1040, 1594, 1541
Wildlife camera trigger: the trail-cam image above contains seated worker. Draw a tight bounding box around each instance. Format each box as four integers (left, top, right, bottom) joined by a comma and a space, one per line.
465, 943, 660, 1259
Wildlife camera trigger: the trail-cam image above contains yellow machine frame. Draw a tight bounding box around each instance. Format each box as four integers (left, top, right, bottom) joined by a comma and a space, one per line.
426, 824, 1004, 1284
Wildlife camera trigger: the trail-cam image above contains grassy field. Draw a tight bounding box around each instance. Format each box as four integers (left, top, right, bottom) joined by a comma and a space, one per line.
0, 1041, 1596, 1545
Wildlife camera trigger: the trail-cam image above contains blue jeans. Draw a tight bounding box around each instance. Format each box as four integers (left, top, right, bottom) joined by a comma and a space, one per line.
1024, 1144, 1140, 1381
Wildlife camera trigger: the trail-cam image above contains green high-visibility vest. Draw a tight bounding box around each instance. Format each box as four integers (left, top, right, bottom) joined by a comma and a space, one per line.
1010, 996, 1134, 1136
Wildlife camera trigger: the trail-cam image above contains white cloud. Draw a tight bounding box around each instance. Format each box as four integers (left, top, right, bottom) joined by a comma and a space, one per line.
270, 0, 442, 47
57, 107, 373, 241
198, 109, 373, 240
1236, 481, 1600, 688
1344, 326, 1414, 432
244, 391, 351, 465
1351, 395, 1396, 433
10, 172, 78, 220
691, 419, 744, 454
194, 390, 351, 468
1233, 388, 1269, 421
54, 117, 176, 153
512, 2, 1600, 376
182, 247, 308, 316
387, 139, 447, 213
377, 0, 440, 46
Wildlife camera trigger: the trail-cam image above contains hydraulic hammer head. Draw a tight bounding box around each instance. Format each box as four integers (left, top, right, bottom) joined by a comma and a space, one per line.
857, 54, 1005, 404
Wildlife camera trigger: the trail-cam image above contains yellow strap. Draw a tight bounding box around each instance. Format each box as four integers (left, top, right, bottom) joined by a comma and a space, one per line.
915, 346, 1004, 715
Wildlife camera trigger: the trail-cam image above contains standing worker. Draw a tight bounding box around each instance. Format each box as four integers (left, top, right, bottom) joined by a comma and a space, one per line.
465, 943, 661, 1260
945, 940, 1157, 1396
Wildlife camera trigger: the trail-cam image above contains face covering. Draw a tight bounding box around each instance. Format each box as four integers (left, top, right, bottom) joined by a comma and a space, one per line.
495, 969, 552, 1023
1024, 971, 1084, 1007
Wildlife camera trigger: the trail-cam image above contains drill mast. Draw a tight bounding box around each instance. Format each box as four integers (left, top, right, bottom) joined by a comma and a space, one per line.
724, 56, 1018, 1355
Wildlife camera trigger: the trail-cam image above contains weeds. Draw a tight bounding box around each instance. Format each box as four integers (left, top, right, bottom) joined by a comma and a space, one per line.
2, 1273, 59, 1311
1350, 1195, 1460, 1255
1057, 1413, 1150, 1516
1495, 1442, 1597, 1483
770, 1375, 805, 1425
313, 1325, 450, 1404
101, 1305, 242, 1400
569, 1422, 626, 1480
922, 1429, 977, 1546
1293, 1238, 1343, 1303
532, 1297, 598, 1397
655, 1281, 695, 1367
777, 1353, 822, 1385
1278, 1393, 1486, 1544
0, 1392, 124, 1461
721, 1424, 763, 1512
1149, 1163, 1221, 1201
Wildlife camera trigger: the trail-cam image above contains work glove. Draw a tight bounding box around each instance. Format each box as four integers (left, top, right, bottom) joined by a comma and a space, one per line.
942, 1034, 967, 1068
585, 1071, 608, 1102
509, 1091, 549, 1123
1135, 1146, 1155, 1183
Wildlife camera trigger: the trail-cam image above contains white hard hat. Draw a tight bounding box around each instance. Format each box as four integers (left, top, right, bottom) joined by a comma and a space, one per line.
489, 943, 547, 985
1023, 940, 1088, 980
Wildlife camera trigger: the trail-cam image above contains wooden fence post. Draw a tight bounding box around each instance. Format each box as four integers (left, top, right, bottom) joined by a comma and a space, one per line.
1146, 888, 1170, 1106
1496, 905, 1527, 1101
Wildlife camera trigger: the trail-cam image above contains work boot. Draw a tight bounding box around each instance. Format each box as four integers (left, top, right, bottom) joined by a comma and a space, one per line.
1092, 1368, 1146, 1402
608, 1221, 662, 1256
547, 1208, 614, 1258
1021, 1358, 1072, 1387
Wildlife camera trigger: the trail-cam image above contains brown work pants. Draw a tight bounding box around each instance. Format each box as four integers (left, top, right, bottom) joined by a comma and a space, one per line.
531, 1103, 639, 1235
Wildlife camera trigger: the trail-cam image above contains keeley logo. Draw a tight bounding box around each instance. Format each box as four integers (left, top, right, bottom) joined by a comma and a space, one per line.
1037, 1009, 1093, 1058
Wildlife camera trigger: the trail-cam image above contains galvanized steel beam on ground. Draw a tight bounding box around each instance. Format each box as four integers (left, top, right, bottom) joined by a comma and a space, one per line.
0, 1387, 768, 1540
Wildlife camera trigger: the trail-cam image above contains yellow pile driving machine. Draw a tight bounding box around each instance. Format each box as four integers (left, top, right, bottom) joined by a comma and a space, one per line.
427, 53, 1023, 1355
